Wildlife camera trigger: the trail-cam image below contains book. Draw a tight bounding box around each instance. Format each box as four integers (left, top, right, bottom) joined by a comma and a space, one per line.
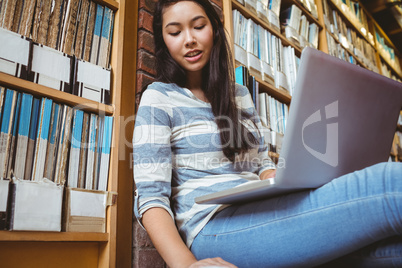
0, 89, 18, 179
18, 0, 36, 37
85, 113, 98, 190
31, 98, 53, 181
34, 0, 53, 45
13, 93, 33, 180
67, 109, 84, 188
11, 0, 24, 32
44, 103, 62, 181
1, 0, 17, 30
7, 92, 21, 178
61, 0, 82, 55
46, 0, 64, 49
98, 6, 112, 68
73, 0, 90, 59
54, 105, 73, 186
105, 11, 114, 68
77, 112, 89, 188
93, 115, 103, 189
82, 0, 96, 61
90, 3, 104, 64
98, 115, 113, 191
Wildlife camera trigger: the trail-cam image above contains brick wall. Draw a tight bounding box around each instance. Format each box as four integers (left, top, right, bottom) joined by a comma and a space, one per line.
133, 0, 223, 267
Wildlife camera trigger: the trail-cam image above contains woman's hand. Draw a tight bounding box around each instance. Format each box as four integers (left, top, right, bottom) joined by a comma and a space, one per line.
189, 257, 237, 268
260, 169, 276, 180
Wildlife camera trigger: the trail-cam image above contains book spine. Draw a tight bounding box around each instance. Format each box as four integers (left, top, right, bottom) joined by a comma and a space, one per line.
44, 103, 61, 181
36, 0, 53, 45
0, 89, 17, 179
11, 0, 24, 32
31, 98, 53, 181
7, 92, 22, 178
13, 93, 33, 180
24, 97, 40, 180
2, 0, 17, 30
98, 6, 112, 68
98, 115, 112, 191
67, 109, 83, 188
89, 3, 104, 64
82, 0, 96, 61
85, 113, 97, 190
73, 0, 90, 59
77, 112, 89, 188
62, 0, 81, 55
93, 115, 103, 189
18, 0, 36, 37
46, 0, 63, 49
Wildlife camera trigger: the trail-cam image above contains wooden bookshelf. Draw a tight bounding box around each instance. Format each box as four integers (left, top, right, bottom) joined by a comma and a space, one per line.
0, 0, 135, 266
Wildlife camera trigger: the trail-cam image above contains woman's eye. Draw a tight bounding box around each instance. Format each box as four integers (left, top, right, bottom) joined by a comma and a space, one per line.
195, 25, 205, 30
169, 31, 180, 36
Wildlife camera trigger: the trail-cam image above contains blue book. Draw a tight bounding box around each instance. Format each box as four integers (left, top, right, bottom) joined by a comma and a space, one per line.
31, 98, 53, 181
0, 89, 18, 178
67, 109, 84, 188
98, 116, 113, 191
235, 66, 244, 85
14, 93, 33, 180
90, 4, 105, 64
24, 97, 41, 180
44, 103, 61, 181
98, 6, 112, 68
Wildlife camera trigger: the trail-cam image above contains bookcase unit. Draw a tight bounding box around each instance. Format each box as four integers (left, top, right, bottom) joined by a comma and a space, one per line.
223, 0, 402, 160
0, 0, 136, 267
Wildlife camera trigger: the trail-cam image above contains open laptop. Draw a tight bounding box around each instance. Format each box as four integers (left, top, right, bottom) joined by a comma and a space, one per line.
195, 47, 402, 205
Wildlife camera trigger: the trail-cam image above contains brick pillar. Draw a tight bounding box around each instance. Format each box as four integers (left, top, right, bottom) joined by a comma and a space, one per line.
133, 1, 223, 267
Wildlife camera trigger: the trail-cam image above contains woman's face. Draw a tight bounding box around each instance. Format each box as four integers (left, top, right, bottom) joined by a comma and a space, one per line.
162, 1, 214, 77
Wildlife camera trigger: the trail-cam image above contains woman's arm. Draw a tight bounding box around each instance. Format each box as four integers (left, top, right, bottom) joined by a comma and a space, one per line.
142, 207, 237, 268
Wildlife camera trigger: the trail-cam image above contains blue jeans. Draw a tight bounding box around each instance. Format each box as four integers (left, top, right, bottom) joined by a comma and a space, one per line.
191, 162, 402, 267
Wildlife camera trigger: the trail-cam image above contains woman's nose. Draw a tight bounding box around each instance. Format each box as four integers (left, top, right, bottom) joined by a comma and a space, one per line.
184, 31, 196, 47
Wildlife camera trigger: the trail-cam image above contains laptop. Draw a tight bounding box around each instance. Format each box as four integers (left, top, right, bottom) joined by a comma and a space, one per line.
195, 47, 402, 205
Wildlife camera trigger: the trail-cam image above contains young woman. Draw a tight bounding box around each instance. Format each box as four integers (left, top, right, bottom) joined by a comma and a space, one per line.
133, 0, 402, 267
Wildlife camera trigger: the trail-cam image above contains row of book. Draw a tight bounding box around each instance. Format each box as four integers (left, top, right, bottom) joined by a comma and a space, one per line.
330, 0, 372, 43
375, 30, 402, 74
0, 86, 113, 191
280, 4, 319, 49
0, 27, 111, 104
235, 65, 288, 153
237, 0, 282, 31
233, 9, 301, 96
0, 0, 114, 69
322, 0, 379, 73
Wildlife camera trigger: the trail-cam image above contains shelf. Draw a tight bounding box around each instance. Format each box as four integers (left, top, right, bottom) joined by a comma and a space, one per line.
0, 72, 114, 115
0, 231, 109, 242
232, 0, 303, 56
281, 0, 324, 29
256, 77, 292, 105
327, 0, 374, 48
95, 0, 119, 11
325, 29, 370, 69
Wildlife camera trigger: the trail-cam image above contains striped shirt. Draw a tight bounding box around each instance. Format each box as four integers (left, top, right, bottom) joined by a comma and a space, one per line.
133, 82, 276, 247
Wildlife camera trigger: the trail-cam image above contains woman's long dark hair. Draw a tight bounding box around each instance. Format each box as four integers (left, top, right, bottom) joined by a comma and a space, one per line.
153, 0, 258, 161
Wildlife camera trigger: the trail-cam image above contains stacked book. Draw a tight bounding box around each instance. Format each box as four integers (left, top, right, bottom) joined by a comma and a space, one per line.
0, 85, 113, 191
0, 0, 114, 69
280, 5, 319, 49
235, 66, 289, 153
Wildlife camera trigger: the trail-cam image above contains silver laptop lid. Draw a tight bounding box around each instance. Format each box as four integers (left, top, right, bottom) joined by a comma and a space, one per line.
276, 47, 402, 188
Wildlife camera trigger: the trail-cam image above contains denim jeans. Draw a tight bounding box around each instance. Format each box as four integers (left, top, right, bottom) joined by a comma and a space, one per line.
191, 162, 402, 267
